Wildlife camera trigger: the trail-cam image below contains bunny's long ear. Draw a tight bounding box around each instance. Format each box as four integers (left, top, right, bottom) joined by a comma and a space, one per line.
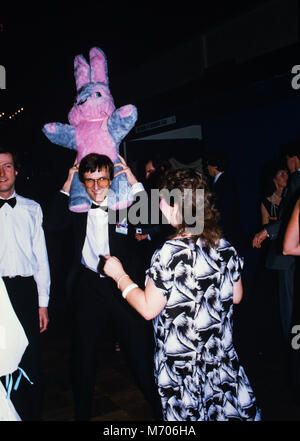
74, 54, 90, 91
89, 47, 109, 85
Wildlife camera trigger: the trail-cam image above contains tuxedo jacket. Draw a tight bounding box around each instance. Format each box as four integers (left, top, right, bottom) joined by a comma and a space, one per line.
44, 191, 139, 296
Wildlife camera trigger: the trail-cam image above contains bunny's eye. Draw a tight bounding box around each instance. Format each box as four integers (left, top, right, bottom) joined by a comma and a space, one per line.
95, 92, 102, 97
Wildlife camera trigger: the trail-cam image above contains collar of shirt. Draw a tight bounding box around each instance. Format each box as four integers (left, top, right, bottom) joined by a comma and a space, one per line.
83, 198, 109, 274
91, 196, 108, 207
89, 197, 108, 214
214, 171, 223, 184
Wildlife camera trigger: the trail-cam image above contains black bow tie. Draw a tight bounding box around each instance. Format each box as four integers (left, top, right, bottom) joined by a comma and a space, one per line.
0, 197, 16, 208
91, 203, 107, 211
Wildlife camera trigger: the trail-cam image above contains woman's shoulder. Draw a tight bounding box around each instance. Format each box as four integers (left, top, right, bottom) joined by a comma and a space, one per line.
216, 237, 238, 253
262, 195, 279, 209
261, 196, 272, 208
155, 236, 239, 258
157, 237, 232, 254
201, 238, 241, 266
151, 238, 193, 265
154, 238, 187, 256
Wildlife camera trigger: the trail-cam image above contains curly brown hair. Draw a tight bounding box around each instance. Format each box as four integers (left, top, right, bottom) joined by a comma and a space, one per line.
159, 168, 222, 248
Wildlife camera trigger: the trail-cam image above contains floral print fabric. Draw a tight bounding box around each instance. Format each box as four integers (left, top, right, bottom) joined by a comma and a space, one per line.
147, 237, 261, 421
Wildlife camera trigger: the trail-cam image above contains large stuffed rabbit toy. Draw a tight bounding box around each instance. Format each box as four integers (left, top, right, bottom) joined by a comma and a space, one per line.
43, 47, 138, 212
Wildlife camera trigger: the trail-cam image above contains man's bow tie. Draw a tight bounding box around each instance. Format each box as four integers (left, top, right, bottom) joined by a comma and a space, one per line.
0, 197, 16, 208
91, 203, 107, 211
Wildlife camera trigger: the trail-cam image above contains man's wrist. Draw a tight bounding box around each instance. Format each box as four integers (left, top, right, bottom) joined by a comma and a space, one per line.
60, 189, 70, 196
131, 182, 144, 195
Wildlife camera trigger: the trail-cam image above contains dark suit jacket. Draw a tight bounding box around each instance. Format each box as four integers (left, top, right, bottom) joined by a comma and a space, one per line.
212, 172, 242, 249
44, 191, 139, 296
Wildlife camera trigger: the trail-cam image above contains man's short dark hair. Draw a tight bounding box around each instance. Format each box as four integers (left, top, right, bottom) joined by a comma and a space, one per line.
78, 153, 114, 182
0, 146, 20, 171
205, 151, 228, 172
280, 140, 300, 160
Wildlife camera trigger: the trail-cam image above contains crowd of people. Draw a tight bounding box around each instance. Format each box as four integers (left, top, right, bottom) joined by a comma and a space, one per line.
1, 139, 300, 422
253, 144, 300, 345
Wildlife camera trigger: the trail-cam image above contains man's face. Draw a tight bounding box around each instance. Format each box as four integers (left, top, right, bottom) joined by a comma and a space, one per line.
206, 164, 218, 178
82, 167, 111, 204
0, 153, 18, 198
286, 155, 297, 174
145, 160, 155, 180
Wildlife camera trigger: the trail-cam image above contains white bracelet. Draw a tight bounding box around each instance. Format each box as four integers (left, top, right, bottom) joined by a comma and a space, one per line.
117, 273, 129, 289
122, 283, 138, 299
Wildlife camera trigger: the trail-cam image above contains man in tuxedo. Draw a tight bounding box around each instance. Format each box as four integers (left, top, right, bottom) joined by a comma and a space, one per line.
0, 146, 50, 420
45, 153, 161, 421
206, 151, 242, 250
253, 143, 300, 343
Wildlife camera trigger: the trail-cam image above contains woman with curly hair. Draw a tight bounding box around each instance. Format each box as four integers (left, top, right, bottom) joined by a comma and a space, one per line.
103, 168, 261, 421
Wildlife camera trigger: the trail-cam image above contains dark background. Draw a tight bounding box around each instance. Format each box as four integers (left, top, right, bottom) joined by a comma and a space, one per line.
0, 3, 299, 278
1, 3, 299, 272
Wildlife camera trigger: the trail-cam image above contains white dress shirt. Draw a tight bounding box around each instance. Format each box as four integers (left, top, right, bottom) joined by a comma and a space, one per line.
81, 199, 110, 274
0, 193, 50, 307
81, 182, 144, 274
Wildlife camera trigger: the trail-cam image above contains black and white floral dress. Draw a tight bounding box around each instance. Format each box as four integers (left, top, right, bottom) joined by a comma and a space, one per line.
146, 237, 261, 421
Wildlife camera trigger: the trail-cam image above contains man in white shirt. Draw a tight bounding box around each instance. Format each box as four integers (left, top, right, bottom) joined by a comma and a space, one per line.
46, 153, 161, 421
0, 147, 50, 420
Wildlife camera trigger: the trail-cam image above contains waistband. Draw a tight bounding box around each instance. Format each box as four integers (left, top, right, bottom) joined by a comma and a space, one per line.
2, 275, 34, 281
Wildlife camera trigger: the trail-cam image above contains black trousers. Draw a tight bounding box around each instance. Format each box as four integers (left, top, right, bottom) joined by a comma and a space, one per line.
1, 276, 42, 420
71, 266, 162, 420
278, 262, 295, 343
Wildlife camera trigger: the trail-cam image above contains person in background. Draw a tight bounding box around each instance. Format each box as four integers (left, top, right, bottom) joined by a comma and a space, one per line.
134, 156, 173, 287
144, 158, 156, 181
143, 156, 170, 182
0, 146, 50, 420
253, 159, 289, 361
206, 151, 242, 251
260, 161, 289, 226
103, 168, 261, 421
253, 142, 300, 343
253, 142, 300, 247
283, 195, 300, 403
283, 197, 300, 256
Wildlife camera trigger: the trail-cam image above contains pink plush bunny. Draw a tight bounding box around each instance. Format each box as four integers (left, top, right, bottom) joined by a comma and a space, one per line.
43, 47, 138, 212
